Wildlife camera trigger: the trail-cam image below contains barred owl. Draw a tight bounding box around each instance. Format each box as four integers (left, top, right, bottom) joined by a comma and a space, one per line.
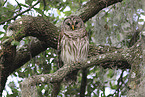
58, 15, 89, 84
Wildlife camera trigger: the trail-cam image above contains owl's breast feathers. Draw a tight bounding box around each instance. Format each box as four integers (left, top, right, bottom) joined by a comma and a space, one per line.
60, 30, 89, 64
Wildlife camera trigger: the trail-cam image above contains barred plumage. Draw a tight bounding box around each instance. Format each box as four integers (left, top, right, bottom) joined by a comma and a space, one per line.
60, 30, 88, 64
58, 15, 89, 84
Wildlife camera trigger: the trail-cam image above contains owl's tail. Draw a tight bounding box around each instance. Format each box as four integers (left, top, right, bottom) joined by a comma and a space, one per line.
64, 70, 78, 85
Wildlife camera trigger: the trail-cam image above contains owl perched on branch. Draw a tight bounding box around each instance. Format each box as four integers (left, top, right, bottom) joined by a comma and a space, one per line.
58, 15, 89, 84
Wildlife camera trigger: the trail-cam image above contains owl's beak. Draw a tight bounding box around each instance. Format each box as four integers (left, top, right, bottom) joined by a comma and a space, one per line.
72, 25, 74, 30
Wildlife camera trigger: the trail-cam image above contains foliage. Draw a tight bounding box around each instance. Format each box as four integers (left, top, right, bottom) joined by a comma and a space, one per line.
92, 0, 144, 47
0, 0, 144, 96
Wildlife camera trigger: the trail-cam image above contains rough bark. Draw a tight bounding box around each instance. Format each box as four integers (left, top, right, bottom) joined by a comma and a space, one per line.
20, 40, 142, 90
127, 31, 145, 97
0, 16, 59, 95
0, 0, 124, 95
79, 0, 123, 22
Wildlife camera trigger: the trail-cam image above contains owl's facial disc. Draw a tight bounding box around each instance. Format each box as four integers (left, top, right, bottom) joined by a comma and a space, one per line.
64, 16, 83, 31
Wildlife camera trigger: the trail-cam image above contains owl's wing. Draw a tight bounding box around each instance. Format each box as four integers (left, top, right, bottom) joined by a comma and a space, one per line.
57, 30, 64, 69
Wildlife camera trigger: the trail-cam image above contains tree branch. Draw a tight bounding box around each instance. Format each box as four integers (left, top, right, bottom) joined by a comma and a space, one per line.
0, 0, 41, 25
21, 42, 141, 89
3, 0, 124, 75
79, 0, 123, 22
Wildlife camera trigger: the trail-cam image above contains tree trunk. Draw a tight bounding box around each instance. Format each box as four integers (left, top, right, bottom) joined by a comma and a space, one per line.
127, 31, 145, 96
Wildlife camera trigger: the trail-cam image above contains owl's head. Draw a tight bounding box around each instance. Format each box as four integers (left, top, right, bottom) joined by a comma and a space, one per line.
63, 15, 84, 31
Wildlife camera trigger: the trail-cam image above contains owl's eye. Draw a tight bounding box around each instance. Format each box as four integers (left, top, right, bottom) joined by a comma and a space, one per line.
75, 22, 78, 25
67, 23, 70, 26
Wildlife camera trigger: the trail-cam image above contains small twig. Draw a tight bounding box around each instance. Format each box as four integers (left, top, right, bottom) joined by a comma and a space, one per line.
43, 0, 46, 11
0, 0, 41, 25
113, 70, 124, 96
3, 0, 7, 6
15, 0, 22, 12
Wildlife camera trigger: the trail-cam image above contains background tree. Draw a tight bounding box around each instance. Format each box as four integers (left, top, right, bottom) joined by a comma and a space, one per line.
0, 0, 145, 96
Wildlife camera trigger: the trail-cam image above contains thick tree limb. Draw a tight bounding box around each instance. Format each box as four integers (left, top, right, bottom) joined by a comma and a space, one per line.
20, 40, 142, 97
3, 0, 124, 75
1, 0, 124, 77
6, 16, 59, 74
20, 41, 141, 90
127, 30, 145, 97
79, 0, 123, 22
0, 15, 59, 93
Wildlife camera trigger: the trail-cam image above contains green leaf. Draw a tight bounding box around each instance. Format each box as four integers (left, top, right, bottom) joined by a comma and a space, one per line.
117, 33, 121, 40
33, 8, 45, 15
109, 82, 117, 89
25, 0, 33, 6
57, 9, 61, 15
11, 40, 19, 46
107, 70, 114, 78
0, 31, 4, 34
139, 19, 144, 22
63, 11, 72, 16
